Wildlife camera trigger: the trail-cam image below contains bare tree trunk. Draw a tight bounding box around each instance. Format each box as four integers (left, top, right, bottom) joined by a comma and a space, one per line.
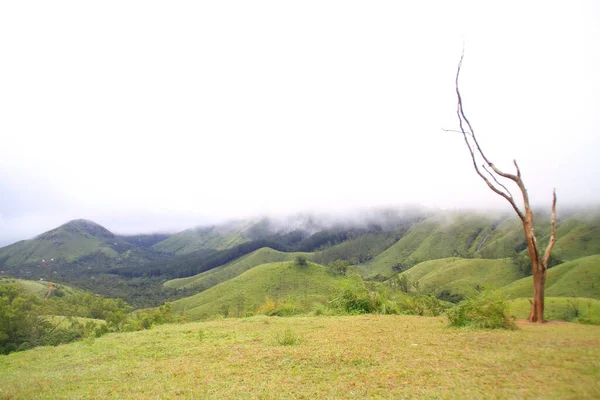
449, 52, 557, 323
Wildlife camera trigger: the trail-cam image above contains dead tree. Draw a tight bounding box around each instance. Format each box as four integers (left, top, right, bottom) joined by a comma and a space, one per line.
449, 53, 557, 323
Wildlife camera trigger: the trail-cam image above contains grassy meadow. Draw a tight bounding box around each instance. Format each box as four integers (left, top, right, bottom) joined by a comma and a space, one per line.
1, 314, 599, 399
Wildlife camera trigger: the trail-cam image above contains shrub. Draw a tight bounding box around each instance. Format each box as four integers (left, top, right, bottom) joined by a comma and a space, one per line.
275, 327, 300, 346
447, 290, 516, 329
398, 295, 447, 316
256, 297, 300, 316
294, 255, 308, 267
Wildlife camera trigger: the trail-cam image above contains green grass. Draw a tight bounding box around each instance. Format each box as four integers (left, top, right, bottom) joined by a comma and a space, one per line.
357, 214, 510, 276
400, 257, 524, 298
0, 315, 598, 399
509, 297, 600, 322
170, 261, 343, 319
502, 255, 600, 299
152, 224, 249, 254
311, 232, 399, 266
0, 220, 119, 268
354, 212, 600, 277
551, 219, 600, 261
163, 247, 311, 292
0, 278, 80, 299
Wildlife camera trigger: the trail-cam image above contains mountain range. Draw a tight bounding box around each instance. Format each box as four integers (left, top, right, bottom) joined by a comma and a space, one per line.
1, 208, 599, 314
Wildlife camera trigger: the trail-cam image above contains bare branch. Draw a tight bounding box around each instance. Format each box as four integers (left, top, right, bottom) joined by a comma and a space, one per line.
541, 189, 557, 269
513, 160, 522, 178
482, 164, 514, 199
455, 52, 525, 221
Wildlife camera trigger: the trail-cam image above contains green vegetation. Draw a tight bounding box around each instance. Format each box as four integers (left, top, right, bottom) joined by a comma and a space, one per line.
1, 278, 80, 299
152, 224, 248, 254
356, 214, 498, 276
328, 276, 446, 316
0, 219, 120, 268
170, 261, 344, 319
1, 315, 599, 399
447, 290, 516, 329
501, 255, 600, 299
163, 247, 309, 292
311, 232, 399, 265
509, 297, 600, 324
0, 282, 130, 354
398, 257, 524, 302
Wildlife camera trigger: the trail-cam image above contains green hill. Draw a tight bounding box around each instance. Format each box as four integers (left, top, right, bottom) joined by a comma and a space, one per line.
551, 219, 600, 261
171, 261, 343, 319
0, 219, 121, 269
501, 255, 600, 299
398, 257, 524, 300
357, 214, 505, 276
311, 232, 398, 266
0, 277, 80, 299
152, 223, 250, 254
509, 297, 600, 322
163, 247, 311, 292
354, 211, 600, 277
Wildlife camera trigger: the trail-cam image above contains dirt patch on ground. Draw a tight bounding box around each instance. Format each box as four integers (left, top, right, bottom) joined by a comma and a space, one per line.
515, 319, 569, 326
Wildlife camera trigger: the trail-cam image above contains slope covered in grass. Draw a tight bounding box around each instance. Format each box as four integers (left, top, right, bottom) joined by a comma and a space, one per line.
502, 255, 600, 299
163, 247, 311, 292
0, 219, 119, 268
171, 261, 342, 319
312, 232, 398, 265
551, 219, 600, 261
0, 278, 81, 299
399, 257, 524, 299
354, 211, 600, 277
357, 214, 511, 276
1, 315, 599, 399
152, 224, 248, 254
509, 297, 600, 322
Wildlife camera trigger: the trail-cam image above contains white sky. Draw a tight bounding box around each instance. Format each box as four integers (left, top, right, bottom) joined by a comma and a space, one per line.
1, 1, 599, 244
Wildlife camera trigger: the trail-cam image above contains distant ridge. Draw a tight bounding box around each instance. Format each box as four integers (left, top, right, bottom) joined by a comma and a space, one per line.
36, 219, 115, 240
0, 219, 120, 269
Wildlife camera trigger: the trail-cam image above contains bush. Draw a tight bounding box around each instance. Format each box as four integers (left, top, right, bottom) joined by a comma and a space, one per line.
447, 290, 516, 329
275, 327, 300, 346
256, 297, 300, 317
398, 295, 447, 316
294, 255, 308, 267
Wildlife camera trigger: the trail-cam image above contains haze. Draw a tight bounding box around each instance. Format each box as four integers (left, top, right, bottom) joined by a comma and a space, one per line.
1, 1, 599, 245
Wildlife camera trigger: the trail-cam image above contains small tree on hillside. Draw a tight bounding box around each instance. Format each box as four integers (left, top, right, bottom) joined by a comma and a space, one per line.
448, 53, 557, 323
294, 255, 308, 267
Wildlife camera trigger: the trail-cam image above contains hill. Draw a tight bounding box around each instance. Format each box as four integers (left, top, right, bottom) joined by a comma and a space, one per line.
163, 247, 310, 292
356, 214, 506, 276
509, 297, 600, 322
356, 211, 600, 277
0, 277, 81, 299
152, 222, 250, 254
501, 255, 600, 299
171, 261, 343, 319
0, 219, 123, 270
398, 257, 524, 301
1, 315, 598, 399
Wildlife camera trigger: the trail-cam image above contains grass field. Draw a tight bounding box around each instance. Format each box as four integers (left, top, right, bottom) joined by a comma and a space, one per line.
502, 255, 600, 299
152, 224, 248, 254
163, 248, 310, 292
170, 261, 343, 319
399, 257, 524, 298
0, 278, 80, 299
509, 297, 600, 322
1, 315, 598, 399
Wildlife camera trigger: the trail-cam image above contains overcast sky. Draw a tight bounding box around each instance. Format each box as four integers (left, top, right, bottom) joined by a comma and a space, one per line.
1, 1, 599, 245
